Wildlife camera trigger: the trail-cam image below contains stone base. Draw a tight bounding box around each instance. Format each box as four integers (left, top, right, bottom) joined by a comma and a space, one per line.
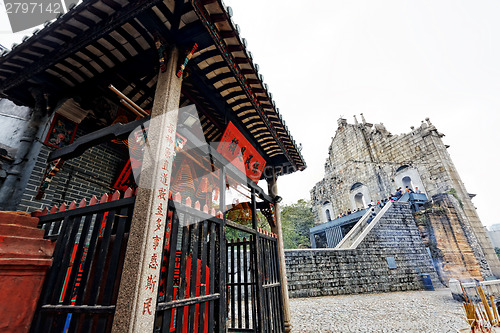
0, 211, 54, 333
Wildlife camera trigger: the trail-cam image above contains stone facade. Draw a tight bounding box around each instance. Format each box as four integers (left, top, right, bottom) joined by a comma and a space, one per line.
285, 202, 439, 298
310, 116, 500, 278
415, 193, 487, 283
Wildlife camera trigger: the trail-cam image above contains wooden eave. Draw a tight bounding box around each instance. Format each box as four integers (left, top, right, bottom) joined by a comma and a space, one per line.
0, 0, 305, 174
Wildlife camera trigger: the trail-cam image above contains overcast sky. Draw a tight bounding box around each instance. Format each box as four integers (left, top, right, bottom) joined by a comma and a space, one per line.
223, 0, 500, 226
1, 1, 499, 226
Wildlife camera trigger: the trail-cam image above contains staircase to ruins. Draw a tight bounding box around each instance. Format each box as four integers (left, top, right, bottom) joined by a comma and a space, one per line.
335, 201, 393, 249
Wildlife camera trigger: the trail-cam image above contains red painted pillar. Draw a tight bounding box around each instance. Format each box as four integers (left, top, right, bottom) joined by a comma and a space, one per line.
0, 211, 55, 333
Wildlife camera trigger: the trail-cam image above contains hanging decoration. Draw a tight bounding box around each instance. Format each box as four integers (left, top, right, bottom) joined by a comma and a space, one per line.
44, 113, 78, 149
35, 158, 64, 200
177, 43, 198, 78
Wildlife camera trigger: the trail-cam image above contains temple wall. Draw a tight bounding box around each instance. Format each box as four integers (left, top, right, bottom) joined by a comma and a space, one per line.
285, 202, 439, 298
16, 124, 128, 213
0, 99, 31, 153
0, 99, 31, 188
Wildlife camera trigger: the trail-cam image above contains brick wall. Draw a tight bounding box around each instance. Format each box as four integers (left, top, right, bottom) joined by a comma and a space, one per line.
16, 127, 128, 213
285, 202, 439, 298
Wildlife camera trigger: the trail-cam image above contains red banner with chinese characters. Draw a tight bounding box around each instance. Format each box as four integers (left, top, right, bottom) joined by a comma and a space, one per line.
216, 121, 266, 183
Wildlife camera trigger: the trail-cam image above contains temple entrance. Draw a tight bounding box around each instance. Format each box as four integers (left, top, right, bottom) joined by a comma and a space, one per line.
30, 124, 285, 333
153, 195, 284, 333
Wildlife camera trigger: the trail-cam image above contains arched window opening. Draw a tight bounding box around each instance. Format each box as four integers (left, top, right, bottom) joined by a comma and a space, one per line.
354, 192, 365, 210
402, 176, 413, 190
326, 209, 331, 221
350, 182, 363, 191
396, 165, 410, 173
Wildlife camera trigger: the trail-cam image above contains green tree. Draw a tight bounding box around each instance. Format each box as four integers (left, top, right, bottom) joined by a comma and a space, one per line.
280, 199, 315, 249
495, 247, 500, 260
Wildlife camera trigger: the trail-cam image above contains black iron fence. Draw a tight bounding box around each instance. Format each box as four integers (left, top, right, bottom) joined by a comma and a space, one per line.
225, 226, 284, 333
30, 190, 135, 333
227, 237, 255, 332
258, 235, 285, 333
154, 198, 223, 333
30, 189, 284, 333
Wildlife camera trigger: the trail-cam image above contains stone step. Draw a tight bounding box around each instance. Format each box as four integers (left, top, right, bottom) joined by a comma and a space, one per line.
0, 211, 38, 228
0, 224, 44, 238
0, 235, 55, 259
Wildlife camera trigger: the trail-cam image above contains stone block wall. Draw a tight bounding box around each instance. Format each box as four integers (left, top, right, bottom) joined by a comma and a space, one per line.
311, 118, 455, 222
310, 116, 500, 278
285, 202, 439, 298
415, 193, 488, 283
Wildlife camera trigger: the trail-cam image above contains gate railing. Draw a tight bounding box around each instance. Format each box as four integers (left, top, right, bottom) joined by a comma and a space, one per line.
258, 234, 285, 333
227, 237, 255, 332
226, 227, 284, 333
155, 190, 285, 333
30, 188, 136, 333
30, 187, 285, 333
154, 194, 223, 333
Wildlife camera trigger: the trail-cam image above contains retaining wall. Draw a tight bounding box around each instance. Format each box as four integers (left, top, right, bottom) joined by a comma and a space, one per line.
285, 202, 439, 298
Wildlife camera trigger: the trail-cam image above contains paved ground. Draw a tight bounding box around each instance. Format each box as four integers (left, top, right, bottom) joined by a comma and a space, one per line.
289, 289, 469, 333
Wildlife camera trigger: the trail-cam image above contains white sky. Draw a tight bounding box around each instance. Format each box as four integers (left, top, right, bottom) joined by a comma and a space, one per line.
223, 0, 500, 226
1, 1, 499, 226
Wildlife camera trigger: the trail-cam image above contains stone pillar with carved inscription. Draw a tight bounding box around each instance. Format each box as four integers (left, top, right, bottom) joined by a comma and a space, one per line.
112, 46, 182, 333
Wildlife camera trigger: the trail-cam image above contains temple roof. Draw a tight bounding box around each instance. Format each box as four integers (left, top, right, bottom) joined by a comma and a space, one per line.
0, 0, 305, 174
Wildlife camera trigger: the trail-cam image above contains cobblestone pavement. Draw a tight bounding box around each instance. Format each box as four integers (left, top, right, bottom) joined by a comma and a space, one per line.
289, 289, 469, 333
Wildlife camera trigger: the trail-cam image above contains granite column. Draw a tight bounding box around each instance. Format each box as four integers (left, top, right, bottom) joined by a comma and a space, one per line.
112, 46, 182, 332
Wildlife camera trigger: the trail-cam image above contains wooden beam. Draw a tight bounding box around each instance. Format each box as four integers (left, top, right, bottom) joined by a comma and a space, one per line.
46, 64, 79, 86
103, 34, 134, 59
214, 81, 240, 93
69, 54, 101, 78
227, 44, 244, 52
207, 71, 234, 85
201, 60, 226, 74
78, 47, 110, 73
219, 30, 237, 39
91, 41, 122, 65
233, 57, 250, 64
245, 79, 260, 85
47, 117, 149, 162
128, 19, 155, 46
210, 13, 227, 23
116, 26, 144, 54
85, 5, 109, 20
240, 68, 255, 75
223, 90, 245, 101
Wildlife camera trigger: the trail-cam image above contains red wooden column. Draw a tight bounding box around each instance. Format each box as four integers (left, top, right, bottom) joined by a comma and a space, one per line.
268, 168, 292, 333
112, 46, 182, 333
